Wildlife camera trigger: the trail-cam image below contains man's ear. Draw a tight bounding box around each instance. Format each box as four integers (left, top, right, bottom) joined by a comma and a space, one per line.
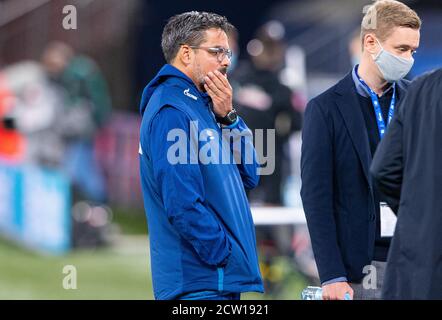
178, 45, 192, 66
364, 33, 379, 55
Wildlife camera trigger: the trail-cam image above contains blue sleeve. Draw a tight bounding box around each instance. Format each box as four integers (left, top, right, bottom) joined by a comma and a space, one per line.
300, 100, 347, 283
149, 106, 231, 267
222, 116, 260, 190
322, 277, 348, 286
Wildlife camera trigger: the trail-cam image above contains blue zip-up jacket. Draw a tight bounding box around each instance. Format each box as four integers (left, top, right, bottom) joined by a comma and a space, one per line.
139, 64, 264, 300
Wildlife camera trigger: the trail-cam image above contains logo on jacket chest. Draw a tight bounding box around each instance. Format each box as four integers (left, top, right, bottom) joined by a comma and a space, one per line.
183, 88, 198, 101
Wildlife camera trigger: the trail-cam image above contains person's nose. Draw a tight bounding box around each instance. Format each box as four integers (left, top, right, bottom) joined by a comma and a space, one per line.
221, 54, 231, 68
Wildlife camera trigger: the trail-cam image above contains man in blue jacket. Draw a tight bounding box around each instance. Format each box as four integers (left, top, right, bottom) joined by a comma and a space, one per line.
301, 0, 421, 299
138, 11, 264, 300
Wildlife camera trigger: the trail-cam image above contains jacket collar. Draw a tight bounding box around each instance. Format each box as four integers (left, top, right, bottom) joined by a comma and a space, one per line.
350, 64, 408, 99
140, 64, 211, 114
351, 65, 394, 98
161, 64, 212, 104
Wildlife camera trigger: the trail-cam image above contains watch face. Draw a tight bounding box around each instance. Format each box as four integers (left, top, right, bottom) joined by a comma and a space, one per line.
227, 110, 237, 122
217, 109, 237, 125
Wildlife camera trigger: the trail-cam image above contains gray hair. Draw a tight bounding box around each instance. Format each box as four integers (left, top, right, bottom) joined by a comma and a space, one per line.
161, 11, 235, 63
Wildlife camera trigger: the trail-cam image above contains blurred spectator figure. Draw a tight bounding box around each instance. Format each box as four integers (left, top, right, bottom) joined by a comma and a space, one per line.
230, 22, 304, 293
348, 29, 362, 67
1, 62, 62, 166
0, 74, 25, 163
41, 42, 112, 204
233, 21, 302, 206
2, 62, 65, 167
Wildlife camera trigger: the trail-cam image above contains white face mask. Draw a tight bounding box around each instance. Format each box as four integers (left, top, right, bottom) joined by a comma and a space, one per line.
373, 39, 414, 82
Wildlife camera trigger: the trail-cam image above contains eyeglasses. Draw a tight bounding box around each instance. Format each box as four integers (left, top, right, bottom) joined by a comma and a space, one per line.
188, 46, 233, 62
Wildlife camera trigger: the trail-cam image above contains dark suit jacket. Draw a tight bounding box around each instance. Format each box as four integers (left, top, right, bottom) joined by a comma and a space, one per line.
371, 68, 442, 299
301, 71, 409, 283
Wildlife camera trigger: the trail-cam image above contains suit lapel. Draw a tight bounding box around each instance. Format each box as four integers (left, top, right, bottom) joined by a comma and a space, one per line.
335, 73, 372, 187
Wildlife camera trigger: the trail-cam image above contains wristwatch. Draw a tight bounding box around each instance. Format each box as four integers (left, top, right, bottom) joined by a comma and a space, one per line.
216, 108, 238, 126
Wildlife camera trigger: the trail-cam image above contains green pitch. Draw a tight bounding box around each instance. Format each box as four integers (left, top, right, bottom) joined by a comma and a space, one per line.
0, 236, 153, 300
0, 207, 308, 300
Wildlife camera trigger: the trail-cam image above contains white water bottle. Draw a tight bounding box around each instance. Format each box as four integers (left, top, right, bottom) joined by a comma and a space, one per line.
301, 286, 323, 300
301, 286, 352, 300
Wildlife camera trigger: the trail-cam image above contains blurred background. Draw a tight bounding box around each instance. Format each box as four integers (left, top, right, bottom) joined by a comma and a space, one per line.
0, 0, 441, 300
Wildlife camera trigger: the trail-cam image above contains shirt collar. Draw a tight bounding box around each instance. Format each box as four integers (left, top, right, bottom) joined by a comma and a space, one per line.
352, 65, 394, 98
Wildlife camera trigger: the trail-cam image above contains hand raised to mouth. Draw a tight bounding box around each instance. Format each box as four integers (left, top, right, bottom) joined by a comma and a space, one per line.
204, 70, 233, 118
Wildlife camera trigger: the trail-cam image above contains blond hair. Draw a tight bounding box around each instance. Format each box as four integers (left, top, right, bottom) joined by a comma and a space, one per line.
361, 0, 421, 46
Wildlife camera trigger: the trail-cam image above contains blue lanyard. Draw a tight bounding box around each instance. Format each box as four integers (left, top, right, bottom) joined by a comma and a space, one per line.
355, 67, 396, 139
